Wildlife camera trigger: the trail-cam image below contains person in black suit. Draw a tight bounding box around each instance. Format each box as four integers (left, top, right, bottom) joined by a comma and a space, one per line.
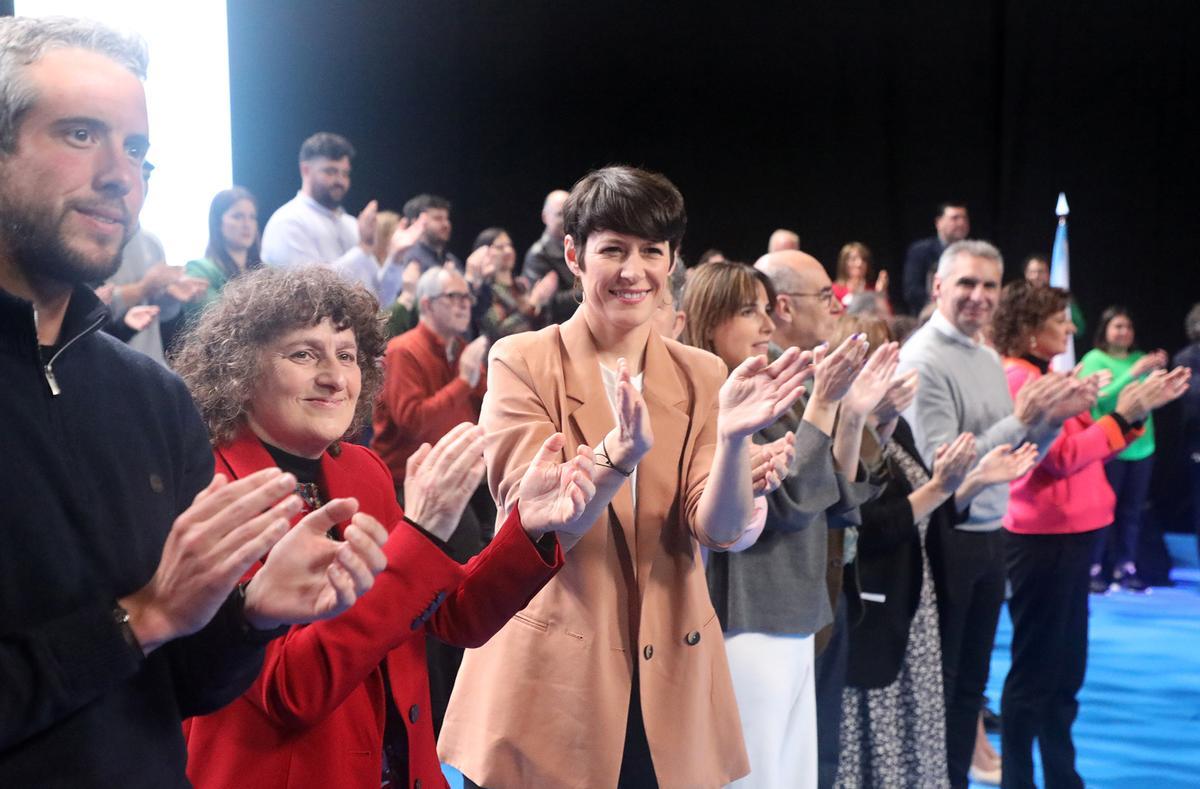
901, 202, 970, 314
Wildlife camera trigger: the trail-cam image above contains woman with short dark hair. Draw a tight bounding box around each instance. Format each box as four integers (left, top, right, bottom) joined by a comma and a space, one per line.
440, 165, 810, 788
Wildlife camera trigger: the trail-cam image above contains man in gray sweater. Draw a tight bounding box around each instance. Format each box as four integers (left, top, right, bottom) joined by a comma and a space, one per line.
707, 250, 880, 788
898, 240, 1071, 787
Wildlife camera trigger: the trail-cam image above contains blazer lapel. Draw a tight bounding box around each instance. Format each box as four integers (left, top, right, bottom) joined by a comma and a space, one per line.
214, 429, 278, 480
636, 333, 691, 594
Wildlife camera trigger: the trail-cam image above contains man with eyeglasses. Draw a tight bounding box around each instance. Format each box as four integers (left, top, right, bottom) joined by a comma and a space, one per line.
717, 250, 877, 788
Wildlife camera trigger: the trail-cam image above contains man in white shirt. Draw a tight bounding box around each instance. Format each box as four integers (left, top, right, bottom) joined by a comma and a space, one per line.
261, 132, 378, 270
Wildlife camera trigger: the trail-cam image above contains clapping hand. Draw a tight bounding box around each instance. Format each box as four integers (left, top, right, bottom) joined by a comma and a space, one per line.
517, 433, 597, 540
122, 304, 160, 332
1116, 367, 1191, 423
529, 271, 560, 309
388, 215, 427, 265
602, 357, 654, 470
750, 432, 795, 495
717, 345, 813, 440
357, 200, 379, 248
165, 275, 210, 303
243, 498, 389, 630
1131, 349, 1169, 378
968, 442, 1039, 487
809, 334, 870, 405
403, 423, 488, 541
872, 369, 919, 425
1044, 372, 1100, 424
930, 432, 978, 495
841, 342, 901, 418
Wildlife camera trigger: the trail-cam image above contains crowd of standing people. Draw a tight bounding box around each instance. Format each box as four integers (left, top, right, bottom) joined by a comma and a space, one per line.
4, 15, 1200, 789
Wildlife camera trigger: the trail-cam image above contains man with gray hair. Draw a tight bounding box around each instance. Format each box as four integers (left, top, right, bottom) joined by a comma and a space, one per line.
0, 16, 385, 785
372, 267, 488, 486
898, 239, 1077, 787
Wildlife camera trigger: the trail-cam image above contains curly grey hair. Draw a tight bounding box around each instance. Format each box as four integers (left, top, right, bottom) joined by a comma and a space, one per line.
0, 16, 148, 153
173, 266, 386, 449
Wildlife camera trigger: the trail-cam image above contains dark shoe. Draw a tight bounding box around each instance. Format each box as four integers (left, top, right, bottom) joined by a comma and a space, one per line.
1090, 567, 1109, 595
1117, 570, 1149, 593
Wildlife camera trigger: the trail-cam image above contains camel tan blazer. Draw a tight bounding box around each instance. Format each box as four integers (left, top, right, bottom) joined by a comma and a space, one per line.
438, 315, 750, 788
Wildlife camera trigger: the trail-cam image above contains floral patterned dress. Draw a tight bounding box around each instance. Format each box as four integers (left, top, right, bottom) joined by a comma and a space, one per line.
836, 440, 950, 788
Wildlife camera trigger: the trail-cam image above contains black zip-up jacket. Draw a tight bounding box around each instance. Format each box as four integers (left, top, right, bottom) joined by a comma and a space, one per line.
0, 284, 267, 787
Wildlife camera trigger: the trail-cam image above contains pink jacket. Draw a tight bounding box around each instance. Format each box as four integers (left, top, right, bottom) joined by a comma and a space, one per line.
1002, 358, 1141, 535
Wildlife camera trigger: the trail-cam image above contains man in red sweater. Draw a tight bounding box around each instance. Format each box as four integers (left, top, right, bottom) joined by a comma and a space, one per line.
371, 265, 490, 736
373, 267, 488, 485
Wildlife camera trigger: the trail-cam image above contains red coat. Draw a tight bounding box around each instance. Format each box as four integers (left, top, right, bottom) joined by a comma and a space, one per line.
183, 430, 562, 789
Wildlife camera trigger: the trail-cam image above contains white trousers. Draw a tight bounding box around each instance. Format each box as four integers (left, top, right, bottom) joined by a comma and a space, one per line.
725, 631, 817, 789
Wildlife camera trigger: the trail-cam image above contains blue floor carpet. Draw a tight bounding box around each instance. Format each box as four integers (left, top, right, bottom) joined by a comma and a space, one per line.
975, 533, 1200, 787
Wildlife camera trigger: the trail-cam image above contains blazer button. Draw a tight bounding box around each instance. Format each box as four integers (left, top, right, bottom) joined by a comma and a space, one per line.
643, 644, 654, 660
685, 631, 701, 646
408, 704, 420, 724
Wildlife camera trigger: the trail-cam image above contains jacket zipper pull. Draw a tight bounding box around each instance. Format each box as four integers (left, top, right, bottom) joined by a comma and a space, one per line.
44, 363, 61, 396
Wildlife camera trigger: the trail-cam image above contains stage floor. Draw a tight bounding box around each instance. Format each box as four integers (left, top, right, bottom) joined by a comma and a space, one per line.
978, 533, 1200, 787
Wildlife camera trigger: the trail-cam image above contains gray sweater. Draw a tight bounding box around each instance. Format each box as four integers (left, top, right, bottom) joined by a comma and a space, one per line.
898, 310, 1057, 531
706, 408, 877, 636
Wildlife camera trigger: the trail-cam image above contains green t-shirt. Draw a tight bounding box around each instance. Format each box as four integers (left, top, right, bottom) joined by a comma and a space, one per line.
1079, 347, 1155, 460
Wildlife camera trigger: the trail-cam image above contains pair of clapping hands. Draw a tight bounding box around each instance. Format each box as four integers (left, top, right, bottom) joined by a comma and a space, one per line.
121, 422, 596, 656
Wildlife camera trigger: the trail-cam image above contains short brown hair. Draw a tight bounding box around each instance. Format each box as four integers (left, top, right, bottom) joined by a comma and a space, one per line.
991, 280, 1070, 358
681, 261, 776, 356
563, 165, 686, 269
173, 266, 386, 448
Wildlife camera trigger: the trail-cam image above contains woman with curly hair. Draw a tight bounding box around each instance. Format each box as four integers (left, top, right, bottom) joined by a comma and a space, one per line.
991, 281, 1189, 789
176, 266, 600, 789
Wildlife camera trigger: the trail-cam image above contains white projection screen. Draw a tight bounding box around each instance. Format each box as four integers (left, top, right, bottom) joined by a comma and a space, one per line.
15, 1, 234, 267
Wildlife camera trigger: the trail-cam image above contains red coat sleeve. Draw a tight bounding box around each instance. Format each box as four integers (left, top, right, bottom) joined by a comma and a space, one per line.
245, 453, 562, 729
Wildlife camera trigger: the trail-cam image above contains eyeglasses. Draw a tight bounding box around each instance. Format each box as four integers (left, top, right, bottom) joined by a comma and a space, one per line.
780, 288, 836, 306
434, 292, 477, 307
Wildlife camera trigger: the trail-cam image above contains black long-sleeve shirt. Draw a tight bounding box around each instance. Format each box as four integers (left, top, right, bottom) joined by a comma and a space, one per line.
0, 285, 268, 787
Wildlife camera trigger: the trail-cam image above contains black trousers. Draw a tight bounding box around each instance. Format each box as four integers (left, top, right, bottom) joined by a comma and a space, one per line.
815, 591, 849, 789
926, 524, 1007, 789
1093, 456, 1154, 570
1000, 529, 1097, 789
